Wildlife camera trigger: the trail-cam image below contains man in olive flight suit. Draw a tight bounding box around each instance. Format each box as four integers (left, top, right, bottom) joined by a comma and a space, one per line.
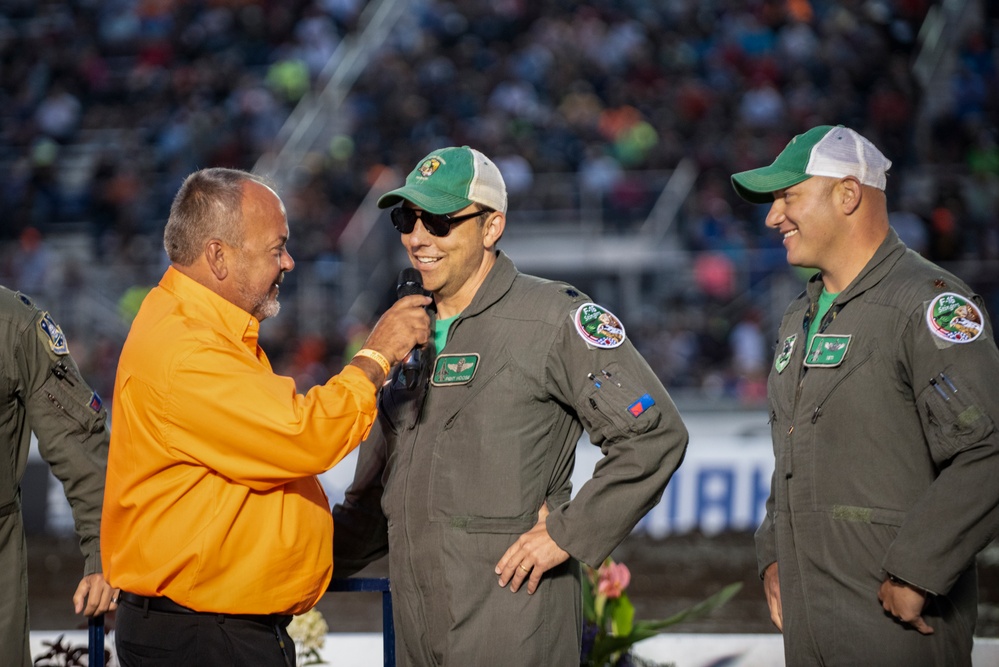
333, 146, 689, 666
0, 287, 116, 666
732, 125, 999, 666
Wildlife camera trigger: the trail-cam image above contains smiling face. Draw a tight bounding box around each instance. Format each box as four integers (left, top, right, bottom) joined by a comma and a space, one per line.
227, 180, 294, 321
400, 202, 504, 318
765, 176, 847, 273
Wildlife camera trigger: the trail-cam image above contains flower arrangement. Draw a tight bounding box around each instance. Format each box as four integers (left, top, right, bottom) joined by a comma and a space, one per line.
581, 558, 742, 667
287, 609, 329, 666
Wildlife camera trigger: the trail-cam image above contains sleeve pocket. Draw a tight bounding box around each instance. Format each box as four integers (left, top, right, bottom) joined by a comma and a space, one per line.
917, 373, 995, 461
577, 361, 662, 442
38, 367, 106, 435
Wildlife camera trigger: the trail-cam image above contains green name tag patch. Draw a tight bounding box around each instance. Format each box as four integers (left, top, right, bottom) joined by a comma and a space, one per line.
804, 334, 851, 367
431, 353, 480, 386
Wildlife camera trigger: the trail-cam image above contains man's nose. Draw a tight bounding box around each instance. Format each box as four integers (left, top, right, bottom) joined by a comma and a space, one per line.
405, 219, 434, 245
765, 201, 785, 229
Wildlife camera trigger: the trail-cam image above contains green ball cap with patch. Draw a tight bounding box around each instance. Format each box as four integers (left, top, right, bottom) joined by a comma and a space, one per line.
378, 146, 508, 214
731, 125, 892, 204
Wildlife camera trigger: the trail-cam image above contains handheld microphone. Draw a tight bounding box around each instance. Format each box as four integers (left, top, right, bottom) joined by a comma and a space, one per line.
396, 268, 425, 390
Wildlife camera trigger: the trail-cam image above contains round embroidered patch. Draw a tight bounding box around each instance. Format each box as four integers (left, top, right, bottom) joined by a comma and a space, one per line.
926, 292, 984, 344
574, 303, 626, 349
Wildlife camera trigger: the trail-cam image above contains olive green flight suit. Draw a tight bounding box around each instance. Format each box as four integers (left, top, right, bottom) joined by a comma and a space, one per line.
0, 287, 110, 667
334, 252, 688, 667
759, 230, 999, 666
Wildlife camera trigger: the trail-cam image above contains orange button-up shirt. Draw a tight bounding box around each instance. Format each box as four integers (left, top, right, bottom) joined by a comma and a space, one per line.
102, 267, 377, 614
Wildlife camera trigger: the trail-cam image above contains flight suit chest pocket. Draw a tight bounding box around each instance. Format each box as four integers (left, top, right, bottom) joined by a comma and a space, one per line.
578, 361, 661, 440
802, 340, 875, 409
427, 359, 541, 519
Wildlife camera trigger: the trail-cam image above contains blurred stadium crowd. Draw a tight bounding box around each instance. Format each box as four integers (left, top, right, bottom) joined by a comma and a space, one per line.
0, 0, 997, 409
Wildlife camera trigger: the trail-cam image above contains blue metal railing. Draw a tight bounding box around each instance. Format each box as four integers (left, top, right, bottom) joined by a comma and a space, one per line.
327, 577, 395, 667
85, 578, 394, 667
89, 615, 103, 666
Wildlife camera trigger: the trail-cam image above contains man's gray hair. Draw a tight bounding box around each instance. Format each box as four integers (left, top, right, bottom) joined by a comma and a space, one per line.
163, 168, 271, 266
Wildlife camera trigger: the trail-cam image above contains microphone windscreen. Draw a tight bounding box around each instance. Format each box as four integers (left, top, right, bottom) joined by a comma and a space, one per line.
397, 268, 424, 299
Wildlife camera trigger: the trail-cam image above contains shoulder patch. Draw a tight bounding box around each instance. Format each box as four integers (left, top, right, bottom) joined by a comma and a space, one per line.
573, 303, 626, 349
38, 312, 69, 356
926, 292, 984, 344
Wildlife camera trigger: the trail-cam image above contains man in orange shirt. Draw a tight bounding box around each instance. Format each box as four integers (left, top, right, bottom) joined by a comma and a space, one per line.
101, 168, 429, 666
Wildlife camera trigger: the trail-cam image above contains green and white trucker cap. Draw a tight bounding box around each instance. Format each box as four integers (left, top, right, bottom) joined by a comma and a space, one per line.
731, 125, 892, 204
378, 146, 508, 214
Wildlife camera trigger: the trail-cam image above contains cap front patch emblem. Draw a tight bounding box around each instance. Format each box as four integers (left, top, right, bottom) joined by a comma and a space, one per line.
574, 303, 626, 349
419, 157, 442, 178
926, 292, 984, 344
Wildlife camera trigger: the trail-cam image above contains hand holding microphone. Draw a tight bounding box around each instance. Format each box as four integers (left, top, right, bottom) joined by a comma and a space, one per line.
351, 269, 430, 386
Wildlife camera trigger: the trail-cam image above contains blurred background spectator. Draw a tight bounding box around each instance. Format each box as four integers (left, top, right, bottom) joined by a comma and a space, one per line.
0, 0, 996, 410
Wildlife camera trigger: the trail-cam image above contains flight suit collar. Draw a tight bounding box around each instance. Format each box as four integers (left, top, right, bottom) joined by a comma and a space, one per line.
807, 228, 906, 305
456, 250, 517, 318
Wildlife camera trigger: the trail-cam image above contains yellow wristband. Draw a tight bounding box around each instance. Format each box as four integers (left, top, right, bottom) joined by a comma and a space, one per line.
353, 348, 391, 376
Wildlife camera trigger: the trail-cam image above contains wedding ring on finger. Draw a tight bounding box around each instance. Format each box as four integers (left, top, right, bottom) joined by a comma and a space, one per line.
518, 564, 531, 573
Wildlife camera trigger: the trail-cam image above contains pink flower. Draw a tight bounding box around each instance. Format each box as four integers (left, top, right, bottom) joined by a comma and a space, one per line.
597, 561, 631, 599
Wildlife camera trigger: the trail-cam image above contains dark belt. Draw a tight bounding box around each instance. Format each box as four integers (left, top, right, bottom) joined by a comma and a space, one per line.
118, 592, 291, 626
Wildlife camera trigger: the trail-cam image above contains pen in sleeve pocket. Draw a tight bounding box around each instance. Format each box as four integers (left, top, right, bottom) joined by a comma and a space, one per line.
939, 373, 958, 394
929, 378, 950, 401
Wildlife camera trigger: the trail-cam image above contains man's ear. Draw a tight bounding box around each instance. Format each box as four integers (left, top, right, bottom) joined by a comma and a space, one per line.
838, 177, 862, 215
483, 211, 506, 248
205, 240, 228, 281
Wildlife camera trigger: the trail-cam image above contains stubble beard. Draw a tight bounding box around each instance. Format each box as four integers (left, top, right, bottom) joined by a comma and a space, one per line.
239, 280, 281, 321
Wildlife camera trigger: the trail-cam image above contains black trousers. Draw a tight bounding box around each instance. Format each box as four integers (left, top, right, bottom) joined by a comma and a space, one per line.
114, 600, 296, 667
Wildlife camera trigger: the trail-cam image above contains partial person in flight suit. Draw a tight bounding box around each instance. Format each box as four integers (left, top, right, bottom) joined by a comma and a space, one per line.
0, 288, 114, 667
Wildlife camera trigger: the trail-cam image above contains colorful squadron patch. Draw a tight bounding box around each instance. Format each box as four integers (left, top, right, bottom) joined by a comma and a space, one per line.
431, 353, 480, 386
926, 292, 984, 344
38, 312, 69, 356
573, 303, 626, 349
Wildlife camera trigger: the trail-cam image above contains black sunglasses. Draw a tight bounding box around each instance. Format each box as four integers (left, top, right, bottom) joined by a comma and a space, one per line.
390, 207, 489, 237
